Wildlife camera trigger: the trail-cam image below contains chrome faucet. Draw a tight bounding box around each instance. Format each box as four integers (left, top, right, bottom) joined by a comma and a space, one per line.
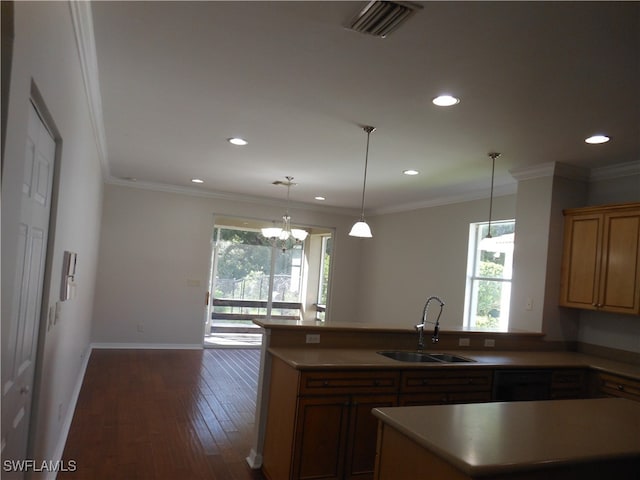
415, 296, 445, 351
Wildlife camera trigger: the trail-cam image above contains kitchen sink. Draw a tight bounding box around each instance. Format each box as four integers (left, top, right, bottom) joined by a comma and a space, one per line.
428, 353, 474, 363
377, 351, 442, 362
377, 351, 475, 363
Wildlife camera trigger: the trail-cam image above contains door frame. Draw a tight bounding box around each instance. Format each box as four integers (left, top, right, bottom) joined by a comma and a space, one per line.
25, 83, 63, 461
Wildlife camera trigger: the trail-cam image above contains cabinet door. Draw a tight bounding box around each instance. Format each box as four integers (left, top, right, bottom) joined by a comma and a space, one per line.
344, 394, 397, 480
599, 211, 640, 314
560, 212, 602, 309
293, 395, 350, 480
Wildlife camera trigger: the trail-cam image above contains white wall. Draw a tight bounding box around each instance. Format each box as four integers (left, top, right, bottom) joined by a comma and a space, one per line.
91, 183, 363, 345
2, 1, 104, 464
357, 194, 517, 329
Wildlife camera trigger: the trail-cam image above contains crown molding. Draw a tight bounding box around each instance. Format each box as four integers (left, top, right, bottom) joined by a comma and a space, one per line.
69, 0, 109, 178
372, 182, 517, 216
590, 160, 640, 181
509, 162, 590, 182
105, 176, 359, 216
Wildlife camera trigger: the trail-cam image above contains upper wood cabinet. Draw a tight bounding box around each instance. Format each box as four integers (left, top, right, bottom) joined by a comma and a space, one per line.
559, 202, 640, 314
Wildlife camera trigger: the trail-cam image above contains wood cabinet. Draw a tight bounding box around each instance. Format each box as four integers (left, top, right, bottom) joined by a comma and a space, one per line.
550, 369, 588, 399
591, 371, 640, 402
262, 358, 400, 480
559, 202, 640, 314
398, 368, 493, 406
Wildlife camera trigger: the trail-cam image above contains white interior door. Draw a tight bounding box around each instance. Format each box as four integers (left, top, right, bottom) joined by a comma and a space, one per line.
1, 102, 56, 473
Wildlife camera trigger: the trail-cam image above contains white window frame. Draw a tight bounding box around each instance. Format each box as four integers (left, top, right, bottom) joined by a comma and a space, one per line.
464, 220, 515, 330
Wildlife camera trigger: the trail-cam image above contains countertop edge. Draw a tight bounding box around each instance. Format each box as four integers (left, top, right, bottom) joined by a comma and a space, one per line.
267, 347, 640, 380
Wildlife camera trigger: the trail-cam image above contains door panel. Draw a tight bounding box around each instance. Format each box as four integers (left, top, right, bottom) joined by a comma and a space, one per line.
1, 102, 55, 474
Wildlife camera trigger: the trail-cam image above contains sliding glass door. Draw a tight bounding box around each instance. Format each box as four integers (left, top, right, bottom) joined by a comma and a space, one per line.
205, 217, 332, 338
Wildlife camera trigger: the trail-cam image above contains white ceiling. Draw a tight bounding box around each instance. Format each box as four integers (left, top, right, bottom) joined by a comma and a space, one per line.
91, 1, 640, 214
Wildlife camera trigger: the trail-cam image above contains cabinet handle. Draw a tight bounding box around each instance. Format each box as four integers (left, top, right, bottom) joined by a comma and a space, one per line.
617, 384, 625, 392
323, 381, 330, 387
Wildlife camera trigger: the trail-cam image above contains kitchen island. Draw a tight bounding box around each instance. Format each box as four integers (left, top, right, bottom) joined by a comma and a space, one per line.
247, 320, 640, 479
373, 398, 640, 480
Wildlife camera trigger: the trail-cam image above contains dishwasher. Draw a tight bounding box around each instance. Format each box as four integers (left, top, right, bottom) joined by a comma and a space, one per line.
493, 369, 552, 401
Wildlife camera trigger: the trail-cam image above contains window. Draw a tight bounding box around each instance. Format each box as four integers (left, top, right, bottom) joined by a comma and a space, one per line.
212, 226, 303, 320
315, 235, 332, 321
464, 220, 515, 330
206, 218, 333, 329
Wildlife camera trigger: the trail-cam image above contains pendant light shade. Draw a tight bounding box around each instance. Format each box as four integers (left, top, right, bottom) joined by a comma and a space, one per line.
349, 126, 375, 238
349, 220, 372, 238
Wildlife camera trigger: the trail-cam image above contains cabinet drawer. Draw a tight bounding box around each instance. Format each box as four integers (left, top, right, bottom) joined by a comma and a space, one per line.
400, 390, 492, 406
551, 369, 587, 399
299, 370, 400, 395
401, 369, 493, 394
594, 372, 640, 402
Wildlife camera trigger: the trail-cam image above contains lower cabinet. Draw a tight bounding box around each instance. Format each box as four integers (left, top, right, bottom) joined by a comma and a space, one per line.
591, 371, 640, 402
399, 368, 493, 405
551, 369, 588, 399
262, 357, 400, 480
293, 393, 397, 480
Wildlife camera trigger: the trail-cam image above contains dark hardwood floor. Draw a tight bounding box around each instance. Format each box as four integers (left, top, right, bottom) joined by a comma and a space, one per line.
59, 348, 267, 480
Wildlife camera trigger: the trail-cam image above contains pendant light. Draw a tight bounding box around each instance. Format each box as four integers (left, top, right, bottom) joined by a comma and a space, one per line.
261, 176, 309, 251
349, 126, 375, 238
486, 152, 501, 239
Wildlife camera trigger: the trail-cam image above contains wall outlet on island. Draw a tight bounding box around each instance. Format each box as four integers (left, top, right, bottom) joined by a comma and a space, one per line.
484, 339, 496, 347
306, 334, 320, 344
458, 338, 470, 347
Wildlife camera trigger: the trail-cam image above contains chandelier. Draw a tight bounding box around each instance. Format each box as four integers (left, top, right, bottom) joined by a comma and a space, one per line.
261, 176, 309, 251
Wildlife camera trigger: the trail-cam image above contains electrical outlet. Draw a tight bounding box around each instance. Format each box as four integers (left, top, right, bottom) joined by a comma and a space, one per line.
484, 339, 495, 347
525, 297, 533, 311
458, 338, 470, 347
306, 334, 320, 344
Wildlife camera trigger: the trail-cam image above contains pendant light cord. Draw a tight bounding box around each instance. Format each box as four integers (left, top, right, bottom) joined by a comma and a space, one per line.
360, 126, 375, 220
486, 152, 500, 239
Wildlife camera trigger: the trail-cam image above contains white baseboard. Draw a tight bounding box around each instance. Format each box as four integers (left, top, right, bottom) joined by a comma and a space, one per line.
49, 343, 92, 480
91, 342, 203, 350
246, 449, 263, 469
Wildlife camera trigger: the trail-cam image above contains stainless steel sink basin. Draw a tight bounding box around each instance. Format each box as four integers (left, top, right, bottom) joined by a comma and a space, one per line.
377, 351, 475, 363
377, 351, 441, 362
428, 353, 475, 363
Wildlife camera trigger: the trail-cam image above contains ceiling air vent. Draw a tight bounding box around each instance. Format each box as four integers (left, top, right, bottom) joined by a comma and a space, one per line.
347, 1, 422, 38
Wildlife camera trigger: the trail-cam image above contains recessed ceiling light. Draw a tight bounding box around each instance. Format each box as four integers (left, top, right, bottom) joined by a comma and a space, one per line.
191, 178, 204, 184
403, 169, 419, 176
228, 137, 248, 146
432, 95, 460, 107
585, 134, 610, 144
315, 196, 326, 201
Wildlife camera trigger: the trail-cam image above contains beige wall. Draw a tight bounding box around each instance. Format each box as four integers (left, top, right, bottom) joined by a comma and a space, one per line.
2, 1, 104, 465
91, 183, 363, 345
356, 194, 516, 329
